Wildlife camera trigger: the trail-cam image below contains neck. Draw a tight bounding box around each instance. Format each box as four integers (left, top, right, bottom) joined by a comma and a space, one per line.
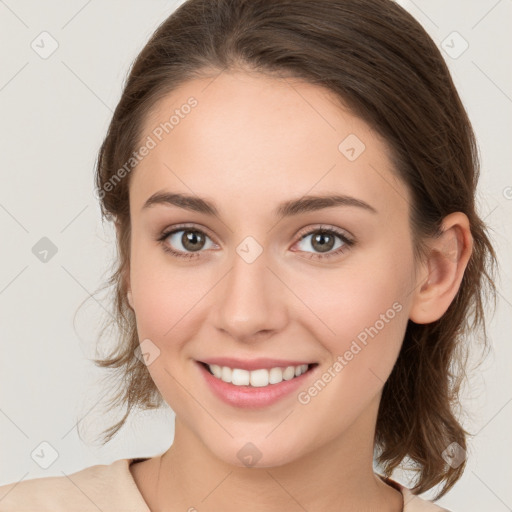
136, 394, 403, 512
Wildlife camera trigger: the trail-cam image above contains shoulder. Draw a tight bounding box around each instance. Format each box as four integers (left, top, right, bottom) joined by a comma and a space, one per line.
377, 474, 453, 512
400, 483, 453, 512
0, 458, 150, 512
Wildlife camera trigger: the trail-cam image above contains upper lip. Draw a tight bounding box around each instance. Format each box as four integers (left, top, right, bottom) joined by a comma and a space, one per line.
198, 357, 316, 371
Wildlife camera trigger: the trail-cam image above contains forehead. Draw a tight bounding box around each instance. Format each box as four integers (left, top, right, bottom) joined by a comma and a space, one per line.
130, 71, 410, 218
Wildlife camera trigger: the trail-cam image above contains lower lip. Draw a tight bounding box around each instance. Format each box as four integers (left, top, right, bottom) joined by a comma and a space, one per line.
196, 361, 317, 409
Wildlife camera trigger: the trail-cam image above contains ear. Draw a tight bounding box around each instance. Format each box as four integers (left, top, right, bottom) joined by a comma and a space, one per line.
115, 220, 134, 309
127, 289, 134, 309
409, 212, 473, 324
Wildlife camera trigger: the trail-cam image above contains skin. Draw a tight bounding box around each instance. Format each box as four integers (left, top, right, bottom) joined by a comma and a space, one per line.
122, 70, 473, 511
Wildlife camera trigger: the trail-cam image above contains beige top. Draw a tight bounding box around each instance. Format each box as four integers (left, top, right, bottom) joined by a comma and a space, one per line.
0, 457, 451, 511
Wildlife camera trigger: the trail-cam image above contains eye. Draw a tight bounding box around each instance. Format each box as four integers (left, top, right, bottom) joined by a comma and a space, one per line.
157, 224, 217, 260
157, 223, 355, 261
292, 225, 355, 260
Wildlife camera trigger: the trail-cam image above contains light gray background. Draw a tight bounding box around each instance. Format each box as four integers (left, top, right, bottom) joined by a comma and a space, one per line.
0, 1, 511, 510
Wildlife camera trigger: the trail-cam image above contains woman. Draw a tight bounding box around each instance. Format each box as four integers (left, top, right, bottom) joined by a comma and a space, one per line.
0, 0, 497, 510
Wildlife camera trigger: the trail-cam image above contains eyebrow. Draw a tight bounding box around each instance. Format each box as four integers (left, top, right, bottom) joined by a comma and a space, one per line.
142, 191, 378, 217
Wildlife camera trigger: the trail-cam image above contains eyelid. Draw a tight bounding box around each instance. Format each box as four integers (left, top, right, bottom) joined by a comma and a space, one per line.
295, 223, 354, 244
159, 222, 220, 245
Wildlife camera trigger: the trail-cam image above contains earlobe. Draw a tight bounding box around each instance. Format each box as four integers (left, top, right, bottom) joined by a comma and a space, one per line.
409, 212, 473, 324
127, 289, 134, 309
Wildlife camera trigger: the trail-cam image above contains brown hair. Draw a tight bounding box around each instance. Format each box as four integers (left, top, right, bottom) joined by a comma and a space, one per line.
89, 0, 498, 500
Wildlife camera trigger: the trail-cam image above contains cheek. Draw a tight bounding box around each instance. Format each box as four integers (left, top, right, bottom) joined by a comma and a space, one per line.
293, 276, 410, 433
129, 238, 209, 337
302, 255, 411, 346
294, 240, 414, 396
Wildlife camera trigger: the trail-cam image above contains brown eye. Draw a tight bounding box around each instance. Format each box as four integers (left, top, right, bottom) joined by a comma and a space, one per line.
159, 227, 216, 258
309, 231, 336, 253
180, 230, 207, 252
297, 229, 347, 254
293, 226, 355, 261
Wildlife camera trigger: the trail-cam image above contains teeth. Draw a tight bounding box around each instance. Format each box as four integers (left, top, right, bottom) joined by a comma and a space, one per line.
207, 363, 309, 387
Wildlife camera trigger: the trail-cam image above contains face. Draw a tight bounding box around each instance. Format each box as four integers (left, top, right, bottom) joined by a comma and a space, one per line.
126, 70, 419, 468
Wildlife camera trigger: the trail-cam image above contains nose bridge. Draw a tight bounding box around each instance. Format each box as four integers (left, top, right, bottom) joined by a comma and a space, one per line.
212, 236, 287, 341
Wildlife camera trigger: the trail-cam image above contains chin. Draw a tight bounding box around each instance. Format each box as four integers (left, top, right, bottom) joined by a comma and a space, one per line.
203, 431, 311, 470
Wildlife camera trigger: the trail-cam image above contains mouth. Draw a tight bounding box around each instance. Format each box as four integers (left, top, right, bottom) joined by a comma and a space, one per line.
195, 359, 320, 408
198, 361, 319, 388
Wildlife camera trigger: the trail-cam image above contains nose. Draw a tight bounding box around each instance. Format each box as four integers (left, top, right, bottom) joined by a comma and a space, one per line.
211, 246, 288, 344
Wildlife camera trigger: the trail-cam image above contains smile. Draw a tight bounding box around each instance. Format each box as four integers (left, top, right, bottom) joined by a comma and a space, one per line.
196, 360, 319, 409
204, 362, 312, 387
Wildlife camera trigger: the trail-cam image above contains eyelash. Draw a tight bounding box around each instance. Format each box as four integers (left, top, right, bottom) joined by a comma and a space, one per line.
156, 223, 355, 261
